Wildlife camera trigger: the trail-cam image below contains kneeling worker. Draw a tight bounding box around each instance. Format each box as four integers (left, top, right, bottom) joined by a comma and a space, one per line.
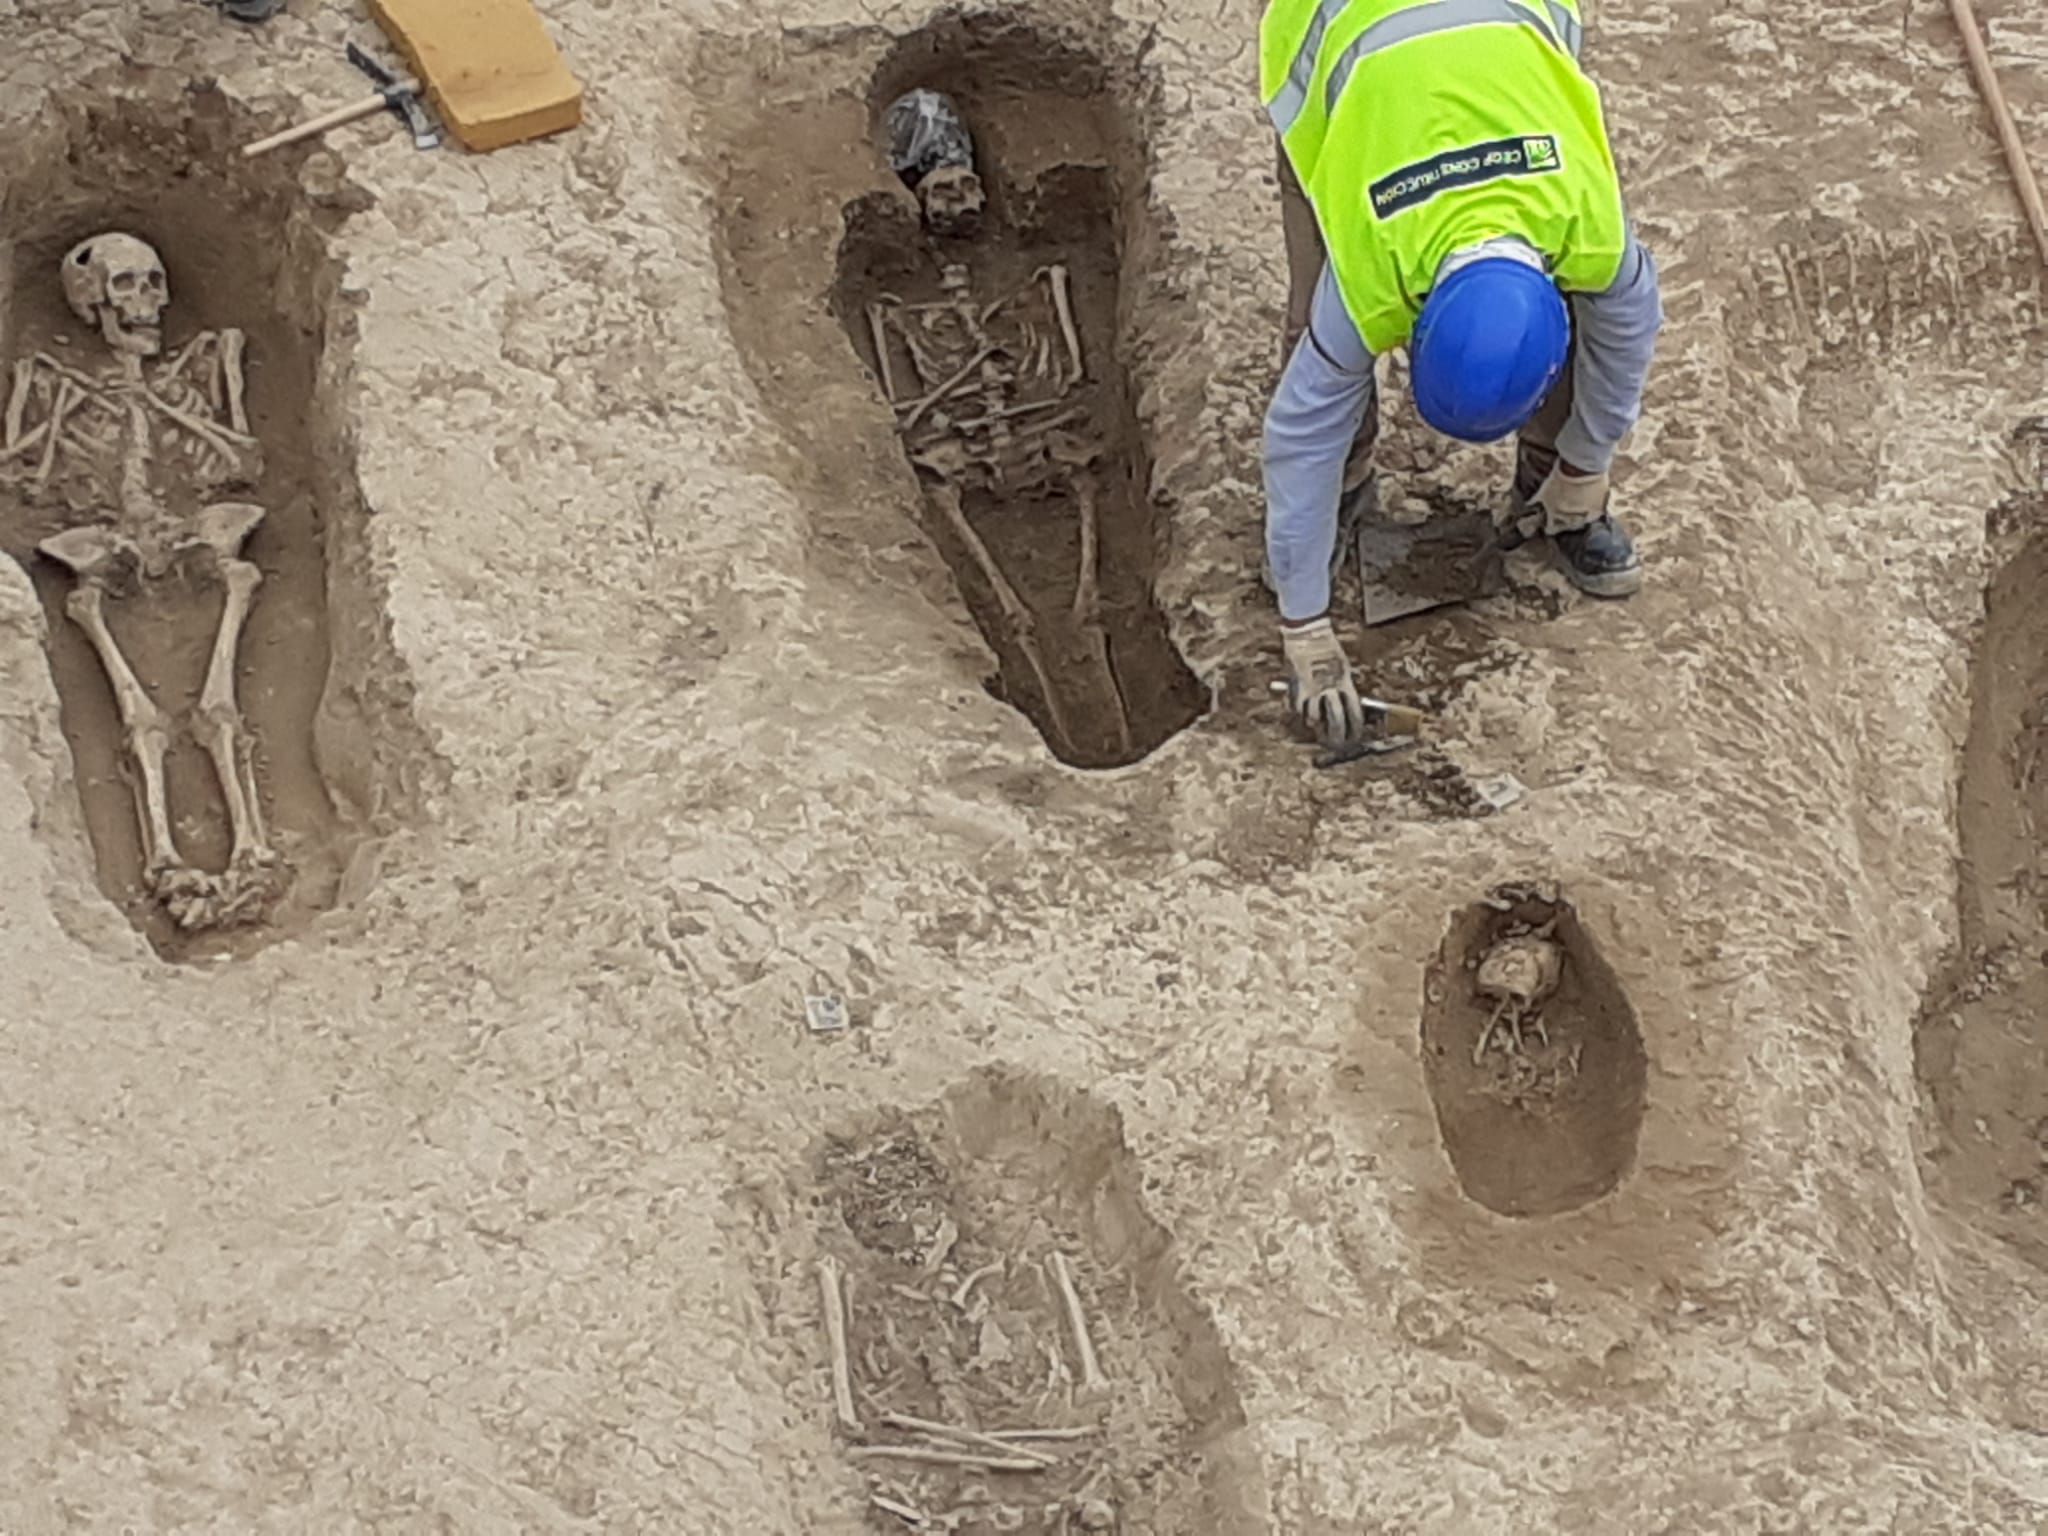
1261, 0, 1664, 746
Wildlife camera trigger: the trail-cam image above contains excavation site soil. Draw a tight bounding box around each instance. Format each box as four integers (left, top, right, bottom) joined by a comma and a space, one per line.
0, 96, 409, 960
6, 0, 2048, 1531
715, 24, 1206, 768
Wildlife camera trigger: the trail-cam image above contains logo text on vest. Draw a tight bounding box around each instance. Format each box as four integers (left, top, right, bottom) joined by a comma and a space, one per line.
1368, 134, 1563, 219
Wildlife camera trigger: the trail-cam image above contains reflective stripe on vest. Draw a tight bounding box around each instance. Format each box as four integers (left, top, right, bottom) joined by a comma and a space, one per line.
1265, 0, 1582, 140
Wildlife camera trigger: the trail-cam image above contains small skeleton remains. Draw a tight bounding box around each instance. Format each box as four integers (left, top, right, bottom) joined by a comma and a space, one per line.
3, 231, 283, 931
1471, 928, 1566, 1064
816, 1131, 1125, 1533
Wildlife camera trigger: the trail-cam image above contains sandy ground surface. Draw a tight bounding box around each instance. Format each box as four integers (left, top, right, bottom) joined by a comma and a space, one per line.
3, 0, 2048, 1528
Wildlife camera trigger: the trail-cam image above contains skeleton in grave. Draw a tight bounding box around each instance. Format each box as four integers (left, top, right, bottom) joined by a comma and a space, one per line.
862, 257, 1110, 755
1, 231, 282, 932
884, 89, 987, 238
1471, 931, 1565, 1063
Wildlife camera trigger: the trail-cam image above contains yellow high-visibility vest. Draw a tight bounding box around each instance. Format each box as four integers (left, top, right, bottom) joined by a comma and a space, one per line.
1260, 0, 1630, 353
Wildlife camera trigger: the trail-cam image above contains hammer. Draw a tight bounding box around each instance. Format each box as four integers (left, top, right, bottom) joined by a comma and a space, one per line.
241, 43, 441, 158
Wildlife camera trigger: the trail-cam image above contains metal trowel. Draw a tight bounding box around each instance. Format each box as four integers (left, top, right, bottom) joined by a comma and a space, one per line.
1267, 680, 1427, 768
1350, 473, 1507, 626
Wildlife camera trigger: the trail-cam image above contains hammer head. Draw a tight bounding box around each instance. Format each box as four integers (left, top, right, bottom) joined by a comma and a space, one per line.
346, 40, 441, 150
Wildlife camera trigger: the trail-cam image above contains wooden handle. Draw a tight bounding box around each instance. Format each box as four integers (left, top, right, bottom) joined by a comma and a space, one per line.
1947, 0, 2048, 267
1377, 703, 1428, 738
239, 79, 421, 159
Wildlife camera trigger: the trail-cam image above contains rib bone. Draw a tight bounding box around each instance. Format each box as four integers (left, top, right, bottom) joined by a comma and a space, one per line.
900, 326, 941, 390
898, 345, 996, 433
0, 420, 49, 465
36, 379, 75, 487
141, 381, 252, 463
5, 359, 32, 449
220, 328, 250, 434
950, 1259, 1002, 1309
160, 335, 206, 386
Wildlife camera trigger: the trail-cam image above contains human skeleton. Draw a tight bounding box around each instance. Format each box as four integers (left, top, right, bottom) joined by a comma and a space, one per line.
2, 232, 282, 930
866, 260, 1135, 760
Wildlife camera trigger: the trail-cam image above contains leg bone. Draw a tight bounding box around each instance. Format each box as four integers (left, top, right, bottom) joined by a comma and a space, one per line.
866, 305, 899, 405
1048, 1251, 1110, 1401
63, 578, 185, 886
818, 1253, 861, 1433
1070, 476, 1101, 627
1069, 479, 1133, 760
928, 484, 1074, 753
159, 334, 207, 386
196, 556, 273, 875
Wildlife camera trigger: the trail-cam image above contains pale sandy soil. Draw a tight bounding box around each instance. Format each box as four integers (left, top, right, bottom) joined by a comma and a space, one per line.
2, 0, 2048, 1529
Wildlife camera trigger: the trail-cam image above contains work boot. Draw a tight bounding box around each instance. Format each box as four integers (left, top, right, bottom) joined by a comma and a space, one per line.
1510, 438, 1641, 597
1552, 513, 1642, 598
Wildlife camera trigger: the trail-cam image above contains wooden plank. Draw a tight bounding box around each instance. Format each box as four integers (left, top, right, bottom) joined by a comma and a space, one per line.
368, 0, 582, 153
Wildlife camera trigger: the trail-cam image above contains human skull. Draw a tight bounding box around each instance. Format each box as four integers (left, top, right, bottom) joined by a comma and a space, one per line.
917, 165, 986, 239
1475, 934, 1564, 1006
61, 232, 168, 357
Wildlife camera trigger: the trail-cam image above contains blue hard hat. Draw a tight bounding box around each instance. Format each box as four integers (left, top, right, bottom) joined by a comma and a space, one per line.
1409, 256, 1571, 443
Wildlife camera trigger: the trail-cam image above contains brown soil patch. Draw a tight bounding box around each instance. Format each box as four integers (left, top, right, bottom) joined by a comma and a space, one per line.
1420, 883, 1649, 1217
1917, 473, 2048, 1263
810, 1069, 1259, 1534
706, 17, 1205, 768
0, 91, 410, 959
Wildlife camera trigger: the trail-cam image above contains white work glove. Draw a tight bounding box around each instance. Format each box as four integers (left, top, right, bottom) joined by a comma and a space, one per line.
1519, 464, 1611, 536
1281, 616, 1366, 747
